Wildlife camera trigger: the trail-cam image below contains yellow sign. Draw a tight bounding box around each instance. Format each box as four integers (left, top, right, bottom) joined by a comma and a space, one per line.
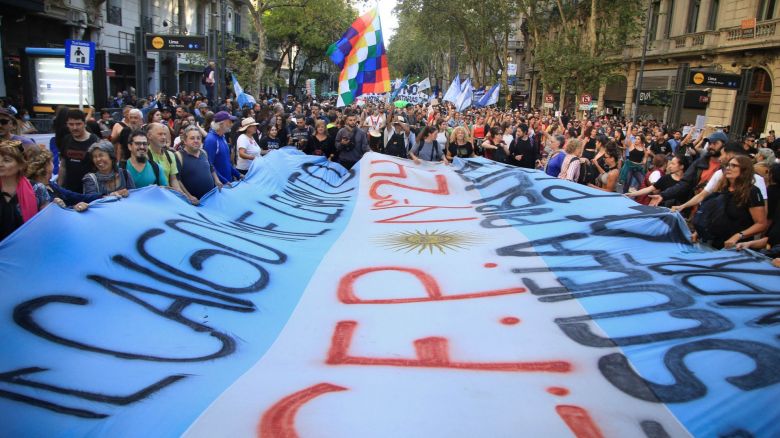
692, 72, 705, 85
151, 37, 165, 50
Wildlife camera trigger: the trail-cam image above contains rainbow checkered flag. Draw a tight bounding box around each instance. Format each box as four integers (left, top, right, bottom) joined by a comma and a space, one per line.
327, 8, 390, 107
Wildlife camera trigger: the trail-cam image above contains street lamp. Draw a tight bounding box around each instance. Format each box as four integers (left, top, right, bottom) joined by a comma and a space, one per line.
633, 1, 655, 124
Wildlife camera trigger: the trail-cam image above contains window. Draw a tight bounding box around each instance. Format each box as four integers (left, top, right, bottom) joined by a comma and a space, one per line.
649, 1, 661, 40
757, 0, 777, 20
106, 0, 121, 26
234, 12, 241, 35
664, 0, 674, 38
686, 0, 700, 33
706, 0, 719, 30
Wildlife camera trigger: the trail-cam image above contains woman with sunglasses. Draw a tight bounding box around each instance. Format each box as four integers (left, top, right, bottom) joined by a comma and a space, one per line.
710, 155, 767, 249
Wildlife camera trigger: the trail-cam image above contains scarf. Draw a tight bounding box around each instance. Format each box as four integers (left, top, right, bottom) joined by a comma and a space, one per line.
1, 175, 37, 222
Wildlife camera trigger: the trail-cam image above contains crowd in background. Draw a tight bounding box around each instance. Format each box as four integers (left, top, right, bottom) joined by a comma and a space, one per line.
1, 90, 778, 267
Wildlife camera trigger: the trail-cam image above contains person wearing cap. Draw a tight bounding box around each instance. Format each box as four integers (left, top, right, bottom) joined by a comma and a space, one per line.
236, 117, 261, 175
383, 115, 410, 159
204, 111, 241, 184
670, 141, 768, 213
650, 130, 730, 208
0, 108, 35, 150
82, 140, 135, 197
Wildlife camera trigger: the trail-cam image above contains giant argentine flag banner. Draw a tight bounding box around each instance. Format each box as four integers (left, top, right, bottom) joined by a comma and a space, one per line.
2, 150, 779, 437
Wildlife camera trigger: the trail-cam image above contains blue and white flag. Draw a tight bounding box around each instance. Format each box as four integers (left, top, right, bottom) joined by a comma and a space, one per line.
2, 150, 779, 437
390, 75, 409, 101
232, 74, 256, 109
455, 78, 473, 112
443, 74, 461, 104
476, 83, 500, 107
415, 77, 431, 91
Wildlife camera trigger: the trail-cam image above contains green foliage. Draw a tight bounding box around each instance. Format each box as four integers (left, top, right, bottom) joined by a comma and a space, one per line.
391, 0, 522, 86
263, 0, 356, 91
532, 0, 644, 96
225, 42, 257, 94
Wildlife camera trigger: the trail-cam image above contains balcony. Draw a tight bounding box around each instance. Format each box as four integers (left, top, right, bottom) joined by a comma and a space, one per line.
724, 18, 778, 42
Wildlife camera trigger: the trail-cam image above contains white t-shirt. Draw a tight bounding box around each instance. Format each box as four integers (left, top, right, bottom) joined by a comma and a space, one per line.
703, 169, 768, 199
236, 134, 261, 171
436, 131, 448, 147
648, 169, 663, 184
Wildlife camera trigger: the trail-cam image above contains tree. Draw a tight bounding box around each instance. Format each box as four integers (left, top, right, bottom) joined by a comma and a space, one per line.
526, 0, 644, 112
263, 0, 355, 94
246, 0, 309, 95
393, 0, 521, 88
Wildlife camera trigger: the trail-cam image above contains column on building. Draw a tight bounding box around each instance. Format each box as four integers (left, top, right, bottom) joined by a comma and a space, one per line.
625, 62, 637, 119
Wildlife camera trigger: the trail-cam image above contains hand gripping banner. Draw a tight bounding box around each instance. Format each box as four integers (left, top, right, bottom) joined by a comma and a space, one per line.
1, 150, 779, 437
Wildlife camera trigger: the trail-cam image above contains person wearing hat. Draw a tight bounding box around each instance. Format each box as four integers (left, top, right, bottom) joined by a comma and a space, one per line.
204, 111, 241, 184
236, 117, 261, 175
650, 130, 730, 208
0, 108, 35, 150
383, 115, 410, 159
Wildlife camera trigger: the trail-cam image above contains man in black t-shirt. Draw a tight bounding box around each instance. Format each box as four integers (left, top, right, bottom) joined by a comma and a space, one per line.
58, 109, 99, 193
509, 124, 535, 168
650, 135, 672, 158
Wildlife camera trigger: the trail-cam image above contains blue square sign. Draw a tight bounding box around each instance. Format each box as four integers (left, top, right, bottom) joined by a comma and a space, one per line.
65, 39, 96, 70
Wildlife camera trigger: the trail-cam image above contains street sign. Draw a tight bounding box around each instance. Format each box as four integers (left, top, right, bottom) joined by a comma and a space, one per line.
544, 94, 554, 104
580, 94, 592, 105
64, 39, 95, 70
145, 35, 207, 52
507, 63, 517, 76
689, 71, 741, 89
542, 103, 554, 109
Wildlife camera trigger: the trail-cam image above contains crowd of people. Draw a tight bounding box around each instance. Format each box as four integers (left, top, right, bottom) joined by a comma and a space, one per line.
1, 90, 778, 268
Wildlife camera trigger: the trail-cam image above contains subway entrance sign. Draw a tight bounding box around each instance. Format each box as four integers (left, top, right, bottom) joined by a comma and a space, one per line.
145, 35, 206, 52
689, 70, 741, 89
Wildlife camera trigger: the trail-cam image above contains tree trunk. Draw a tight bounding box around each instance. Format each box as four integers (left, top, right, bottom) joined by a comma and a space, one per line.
250, 11, 266, 95
501, 30, 509, 108
597, 81, 606, 115
559, 81, 566, 114
589, 0, 598, 56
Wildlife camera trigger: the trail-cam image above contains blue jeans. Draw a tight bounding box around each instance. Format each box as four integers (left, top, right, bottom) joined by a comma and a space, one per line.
623, 166, 645, 193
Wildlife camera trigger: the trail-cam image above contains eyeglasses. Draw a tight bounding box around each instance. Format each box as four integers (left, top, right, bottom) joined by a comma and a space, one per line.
727, 163, 740, 169
133, 141, 149, 146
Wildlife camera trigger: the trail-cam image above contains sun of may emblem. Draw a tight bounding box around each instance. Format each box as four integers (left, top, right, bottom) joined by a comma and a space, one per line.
374, 230, 482, 254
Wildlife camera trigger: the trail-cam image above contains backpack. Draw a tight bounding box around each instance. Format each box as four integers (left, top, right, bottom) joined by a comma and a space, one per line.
120, 159, 162, 186
692, 192, 731, 242
578, 161, 598, 185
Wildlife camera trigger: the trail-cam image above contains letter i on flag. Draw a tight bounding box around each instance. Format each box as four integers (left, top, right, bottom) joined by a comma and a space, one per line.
327, 8, 391, 107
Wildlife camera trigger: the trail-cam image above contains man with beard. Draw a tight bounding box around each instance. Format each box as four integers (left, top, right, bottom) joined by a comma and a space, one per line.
335, 112, 369, 169
649, 131, 728, 207
121, 130, 168, 188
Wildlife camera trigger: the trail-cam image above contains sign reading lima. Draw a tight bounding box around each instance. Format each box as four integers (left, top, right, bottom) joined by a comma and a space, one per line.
145, 35, 207, 52
689, 70, 741, 90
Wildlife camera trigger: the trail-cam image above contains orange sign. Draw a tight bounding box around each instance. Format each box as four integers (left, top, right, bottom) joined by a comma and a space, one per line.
741, 18, 756, 29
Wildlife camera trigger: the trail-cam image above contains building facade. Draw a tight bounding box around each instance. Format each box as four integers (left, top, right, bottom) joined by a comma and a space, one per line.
0, 0, 257, 112
609, 0, 780, 135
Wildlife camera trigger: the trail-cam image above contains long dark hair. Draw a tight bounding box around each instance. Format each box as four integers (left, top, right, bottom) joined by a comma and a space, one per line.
417, 126, 438, 146
716, 155, 755, 207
